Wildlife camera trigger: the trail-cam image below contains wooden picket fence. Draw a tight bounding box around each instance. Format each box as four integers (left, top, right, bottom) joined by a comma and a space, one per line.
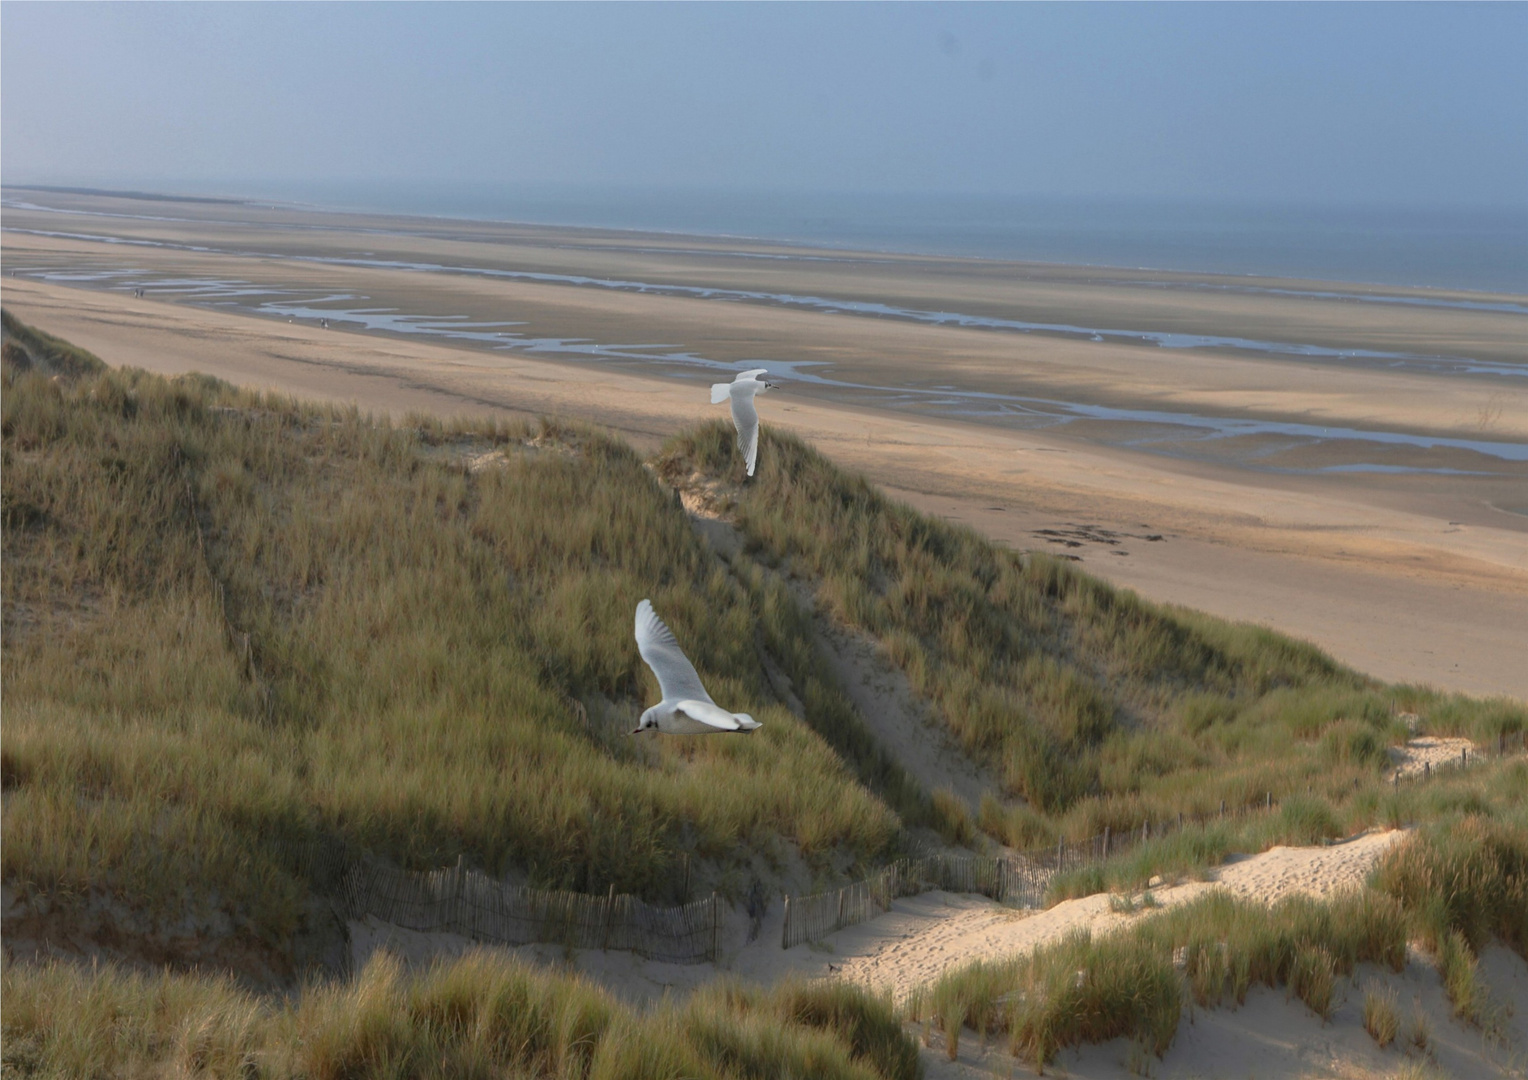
781, 853, 1050, 950
344, 858, 721, 964
303, 728, 1528, 960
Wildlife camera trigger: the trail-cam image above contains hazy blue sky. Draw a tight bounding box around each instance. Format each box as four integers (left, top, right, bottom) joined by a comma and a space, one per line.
3, 2, 1525, 207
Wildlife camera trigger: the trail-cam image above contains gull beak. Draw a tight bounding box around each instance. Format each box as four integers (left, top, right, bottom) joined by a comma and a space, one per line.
630, 727, 642, 735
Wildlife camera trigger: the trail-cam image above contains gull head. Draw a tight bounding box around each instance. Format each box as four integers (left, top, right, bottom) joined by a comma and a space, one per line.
632, 706, 661, 735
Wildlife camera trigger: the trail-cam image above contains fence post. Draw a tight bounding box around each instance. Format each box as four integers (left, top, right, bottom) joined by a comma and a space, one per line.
1266, 792, 1272, 811
1057, 838, 1064, 873
711, 893, 719, 963
782, 896, 791, 950
455, 855, 466, 934
1103, 826, 1110, 859
603, 884, 615, 952
1462, 748, 1467, 769
1424, 762, 1430, 781
1220, 799, 1226, 818
1394, 771, 1399, 791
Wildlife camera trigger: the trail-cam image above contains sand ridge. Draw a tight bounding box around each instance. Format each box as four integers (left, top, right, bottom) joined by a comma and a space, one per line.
833, 830, 1407, 1001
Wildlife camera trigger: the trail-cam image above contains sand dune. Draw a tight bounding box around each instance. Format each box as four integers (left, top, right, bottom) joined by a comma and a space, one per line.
4, 273, 1525, 699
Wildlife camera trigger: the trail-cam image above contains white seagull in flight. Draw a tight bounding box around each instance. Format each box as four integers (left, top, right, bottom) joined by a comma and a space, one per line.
711, 368, 778, 477
632, 599, 761, 734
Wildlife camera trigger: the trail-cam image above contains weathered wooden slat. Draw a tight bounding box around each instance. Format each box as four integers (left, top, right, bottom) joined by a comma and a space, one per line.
343, 860, 721, 964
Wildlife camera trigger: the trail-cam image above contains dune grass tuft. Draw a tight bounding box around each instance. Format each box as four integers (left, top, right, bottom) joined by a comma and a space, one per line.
1363, 983, 1400, 1048
1, 951, 921, 1080
924, 813, 1528, 1065
920, 884, 1411, 1066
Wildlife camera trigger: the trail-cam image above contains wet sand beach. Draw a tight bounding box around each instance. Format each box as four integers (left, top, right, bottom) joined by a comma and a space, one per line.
4, 188, 1525, 698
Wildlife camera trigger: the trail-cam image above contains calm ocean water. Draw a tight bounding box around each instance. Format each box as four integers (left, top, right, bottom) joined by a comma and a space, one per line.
252, 182, 1528, 294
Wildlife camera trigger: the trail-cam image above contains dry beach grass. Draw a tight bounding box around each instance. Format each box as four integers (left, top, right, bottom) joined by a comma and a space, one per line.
4, 312, 1527, 1078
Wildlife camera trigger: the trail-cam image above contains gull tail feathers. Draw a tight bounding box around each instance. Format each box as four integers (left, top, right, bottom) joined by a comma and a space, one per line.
733, 713, 761, 730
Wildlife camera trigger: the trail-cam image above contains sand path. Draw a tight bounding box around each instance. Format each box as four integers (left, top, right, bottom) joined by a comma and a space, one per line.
834, 830, 1406, 999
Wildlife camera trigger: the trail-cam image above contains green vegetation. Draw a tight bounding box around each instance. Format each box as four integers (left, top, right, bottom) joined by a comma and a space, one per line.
658, 424, 1526, 840
921, 817, 1526, 1067
5, 317, 1527, 1074
913, 885, 1408, 1068
1048, 755, 1528, 901
1363, 983, 1400, 1048
1, 308, 107, 377
2, 340, 906, 973
0, 950, 921, 1080
1373, 814, 1528, 958
1374, 814, 1527, 1028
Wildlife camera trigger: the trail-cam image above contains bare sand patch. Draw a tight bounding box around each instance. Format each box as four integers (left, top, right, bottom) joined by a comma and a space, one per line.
1389, 736, 1477, 779
834, 830, 1407, 1002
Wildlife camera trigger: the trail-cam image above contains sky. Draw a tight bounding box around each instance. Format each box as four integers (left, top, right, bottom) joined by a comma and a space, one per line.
2, 2, 1526, 209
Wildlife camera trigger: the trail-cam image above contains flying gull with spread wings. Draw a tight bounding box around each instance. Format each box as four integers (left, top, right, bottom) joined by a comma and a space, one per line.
632, 599, 761, 734
711, 368, 778, 477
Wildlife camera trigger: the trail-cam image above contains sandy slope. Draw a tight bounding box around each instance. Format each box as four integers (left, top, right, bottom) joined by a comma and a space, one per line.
926, 945, 1528, 1080
834, 830, 1406, 1000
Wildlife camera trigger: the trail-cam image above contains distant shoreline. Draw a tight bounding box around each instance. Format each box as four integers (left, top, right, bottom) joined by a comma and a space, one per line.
6, 182, 1524, 294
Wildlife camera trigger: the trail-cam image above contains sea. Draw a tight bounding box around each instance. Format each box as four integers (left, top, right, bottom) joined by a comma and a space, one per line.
229, 181, 1528, 295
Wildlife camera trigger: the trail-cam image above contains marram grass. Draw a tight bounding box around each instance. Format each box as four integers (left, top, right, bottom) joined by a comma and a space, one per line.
920, 816, 1524, 1066
658, 422, 1527, 835
2, 347, 901, 967
0, 950, 922, 1080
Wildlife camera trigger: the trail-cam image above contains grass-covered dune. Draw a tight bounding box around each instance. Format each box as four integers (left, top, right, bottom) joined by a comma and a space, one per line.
5, 314, 1528, 1077
659, 424, 1525, 844
3, 952, 920, 1080
2, 310, 1524, 993
2, 329, 912, 977
916, 815, 1528, 1069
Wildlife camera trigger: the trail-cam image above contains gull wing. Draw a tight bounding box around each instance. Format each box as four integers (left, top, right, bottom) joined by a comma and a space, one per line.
673, 700, 746, 732
635, 600, 714, 705
711, 382, 733, 404
730, 391, 760, 476
735, 368, 769, 383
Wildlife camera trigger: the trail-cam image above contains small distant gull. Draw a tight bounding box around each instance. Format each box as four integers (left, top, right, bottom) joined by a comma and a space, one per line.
711, 368, 778, 477
632, 599, 761, 734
